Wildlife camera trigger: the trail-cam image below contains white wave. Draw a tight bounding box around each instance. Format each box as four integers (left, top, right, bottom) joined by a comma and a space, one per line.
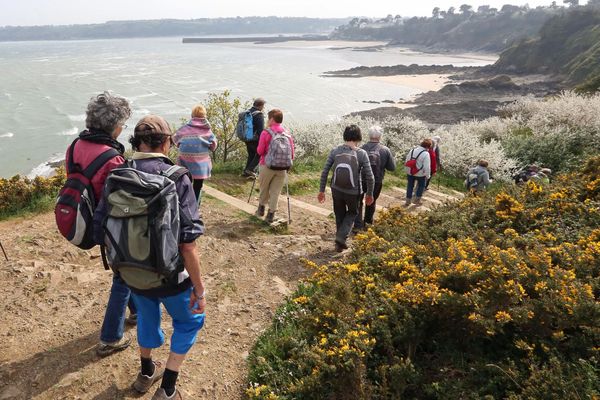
130, 92, 158, 100
56, 127, 78, 136
3, 92, 11, 98
67, 114, 86, 122
0, 132, 14, 138
27, 155, 64, 179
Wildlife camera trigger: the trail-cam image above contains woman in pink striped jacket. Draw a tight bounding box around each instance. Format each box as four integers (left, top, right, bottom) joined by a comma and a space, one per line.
174, 105, 218, 203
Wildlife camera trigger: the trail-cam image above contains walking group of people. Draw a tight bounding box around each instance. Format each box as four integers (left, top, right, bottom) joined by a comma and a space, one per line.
55, 92, 297, 399
54, 89, 515, 398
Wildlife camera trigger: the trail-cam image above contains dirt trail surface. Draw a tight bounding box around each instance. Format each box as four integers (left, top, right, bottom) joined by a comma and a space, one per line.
0, 186, 458, 399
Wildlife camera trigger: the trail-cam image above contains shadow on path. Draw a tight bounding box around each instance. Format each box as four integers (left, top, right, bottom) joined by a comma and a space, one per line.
0, 330, 102, 398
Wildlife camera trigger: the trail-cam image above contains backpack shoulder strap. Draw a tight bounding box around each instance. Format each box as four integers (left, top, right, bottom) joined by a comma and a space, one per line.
163, 165, 191, 183
82, 147, 120, 180
67, 138, 83, 174
265, 128, 276, 138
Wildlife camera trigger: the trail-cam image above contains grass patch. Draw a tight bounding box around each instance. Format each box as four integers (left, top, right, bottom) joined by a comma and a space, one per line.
0, 194, 57, 222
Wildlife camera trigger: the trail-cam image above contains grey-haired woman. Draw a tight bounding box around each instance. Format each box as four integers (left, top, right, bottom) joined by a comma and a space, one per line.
63, 91, 136, 356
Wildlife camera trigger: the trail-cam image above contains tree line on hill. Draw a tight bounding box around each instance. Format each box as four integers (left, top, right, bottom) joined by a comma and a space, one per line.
0, 17, 348, 42
491, 5, 600, 91
331, 2, 597, 52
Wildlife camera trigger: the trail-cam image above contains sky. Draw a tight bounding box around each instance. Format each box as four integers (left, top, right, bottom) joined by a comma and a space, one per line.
0, 0, 571, 27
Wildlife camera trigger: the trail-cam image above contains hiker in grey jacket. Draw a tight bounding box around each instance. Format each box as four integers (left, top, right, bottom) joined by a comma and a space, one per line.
318, 125, 375, 252
355, 125, 396, 229
404, 139, 432, 207
466, 159, 491, 193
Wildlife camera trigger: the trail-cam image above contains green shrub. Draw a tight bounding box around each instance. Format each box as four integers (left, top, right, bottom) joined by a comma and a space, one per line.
0, 169, 66, 220
246, 157, 600, 399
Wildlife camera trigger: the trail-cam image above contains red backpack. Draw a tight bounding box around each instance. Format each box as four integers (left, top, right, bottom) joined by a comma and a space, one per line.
404, 148, 426, 176
55, 139, 120, 250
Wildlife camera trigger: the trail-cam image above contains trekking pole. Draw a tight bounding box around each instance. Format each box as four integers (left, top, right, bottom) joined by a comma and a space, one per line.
285, 171, 292, 225
0, 240, 8, 261
247, 173, 258, 203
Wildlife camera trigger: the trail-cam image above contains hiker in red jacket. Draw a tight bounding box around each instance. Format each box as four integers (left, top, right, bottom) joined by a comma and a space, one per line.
64, 92, 136, 356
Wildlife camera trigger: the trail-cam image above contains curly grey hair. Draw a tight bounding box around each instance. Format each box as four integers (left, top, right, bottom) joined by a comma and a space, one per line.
85, 91, 132, 133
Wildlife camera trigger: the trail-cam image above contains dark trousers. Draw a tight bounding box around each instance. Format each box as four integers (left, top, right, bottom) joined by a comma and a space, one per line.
193, 179, 204, 201
406, 175, 427, 199
356, 181, 383, 228
425, 173, 435, 189
332, 188, 360, 245
244, 141, 260, 173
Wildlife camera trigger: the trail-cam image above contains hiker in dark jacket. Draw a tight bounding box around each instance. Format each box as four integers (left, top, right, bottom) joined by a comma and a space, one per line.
94, 115, 206, 400
355, 126, 396, 229
66, 92, 136, 357
242, 98, 266, 177
465, 159, 491, 193
318, 125, 375, 252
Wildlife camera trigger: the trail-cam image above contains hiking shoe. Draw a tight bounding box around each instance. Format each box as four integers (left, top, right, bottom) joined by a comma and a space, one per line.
96, 335, 131, 357
242, 170, 256, 178
265, 211, 275, 224
413, 197, 423, 206
403, 198, 412, 207
125, 313, 137, 326
255, 205, 265, 217
151, 387, 182, 400
335, 241, 348, 253
133, 361, 165, 393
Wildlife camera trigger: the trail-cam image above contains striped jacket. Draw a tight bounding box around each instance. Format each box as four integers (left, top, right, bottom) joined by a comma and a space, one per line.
174, 118, 218, 180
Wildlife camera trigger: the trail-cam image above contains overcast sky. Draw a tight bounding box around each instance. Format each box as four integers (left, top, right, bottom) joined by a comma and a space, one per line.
0, 0, 572, 27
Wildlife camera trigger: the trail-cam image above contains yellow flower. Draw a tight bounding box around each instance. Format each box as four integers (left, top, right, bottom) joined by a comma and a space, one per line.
293, 296, 309, 305
495, 311, 513, 324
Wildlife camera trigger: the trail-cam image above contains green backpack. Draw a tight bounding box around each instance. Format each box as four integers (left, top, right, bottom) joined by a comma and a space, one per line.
101, 161, 189, 290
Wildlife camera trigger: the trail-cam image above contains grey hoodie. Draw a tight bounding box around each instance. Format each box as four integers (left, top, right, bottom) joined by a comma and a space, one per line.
320, 144, 374, 196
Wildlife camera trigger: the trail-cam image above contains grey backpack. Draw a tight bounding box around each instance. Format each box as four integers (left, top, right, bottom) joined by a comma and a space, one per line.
466, 168, 483, 190
264, 128, 293, 170
101, 161, 189, 290
332, 148, 360, 191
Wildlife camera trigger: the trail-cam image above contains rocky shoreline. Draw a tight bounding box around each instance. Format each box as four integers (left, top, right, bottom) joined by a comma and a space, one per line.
322, 64, 476, 78
331, 63, 563, 128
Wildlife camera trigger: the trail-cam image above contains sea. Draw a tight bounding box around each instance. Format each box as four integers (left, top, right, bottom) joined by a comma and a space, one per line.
0, 37, 495, 178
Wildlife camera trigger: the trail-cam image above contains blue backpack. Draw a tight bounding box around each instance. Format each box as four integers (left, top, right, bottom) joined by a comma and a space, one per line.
236, 110, 257, 142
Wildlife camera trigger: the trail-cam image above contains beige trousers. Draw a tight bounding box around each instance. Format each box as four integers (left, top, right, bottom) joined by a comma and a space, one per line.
258, 165, 286, 212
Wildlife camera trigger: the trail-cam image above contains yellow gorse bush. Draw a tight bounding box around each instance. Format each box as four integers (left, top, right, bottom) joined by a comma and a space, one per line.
0, 168, 66, 217
247, 157, 600, 400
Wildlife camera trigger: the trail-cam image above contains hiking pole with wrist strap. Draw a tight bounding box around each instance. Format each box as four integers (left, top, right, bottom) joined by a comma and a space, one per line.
0, 240, 8, 261
285, 171, 291, 225
247, 170, 258, 203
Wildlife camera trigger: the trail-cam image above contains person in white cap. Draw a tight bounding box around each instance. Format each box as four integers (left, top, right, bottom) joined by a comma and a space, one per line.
355, 125, 396, 229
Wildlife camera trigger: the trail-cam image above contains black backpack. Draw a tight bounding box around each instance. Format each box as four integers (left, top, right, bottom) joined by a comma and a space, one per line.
367, 145, 383, 182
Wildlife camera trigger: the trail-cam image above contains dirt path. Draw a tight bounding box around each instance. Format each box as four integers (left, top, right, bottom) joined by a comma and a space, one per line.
0, 186, 458, 399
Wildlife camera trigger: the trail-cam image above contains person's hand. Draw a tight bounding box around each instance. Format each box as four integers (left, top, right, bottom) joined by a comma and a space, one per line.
365, 195, 374, 206
190, 289, 206, 314
318, 192, 326, 203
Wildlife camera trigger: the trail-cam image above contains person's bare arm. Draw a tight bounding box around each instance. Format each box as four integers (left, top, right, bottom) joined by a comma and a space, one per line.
180, 241, 206, 314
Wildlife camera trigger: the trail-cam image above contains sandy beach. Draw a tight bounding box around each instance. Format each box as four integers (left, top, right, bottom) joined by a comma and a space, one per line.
261, 40, 388, 49
366, 74, 452, 93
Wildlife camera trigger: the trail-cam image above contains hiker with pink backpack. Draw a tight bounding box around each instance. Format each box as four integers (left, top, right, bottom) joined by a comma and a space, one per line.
255, 109, 295, 224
